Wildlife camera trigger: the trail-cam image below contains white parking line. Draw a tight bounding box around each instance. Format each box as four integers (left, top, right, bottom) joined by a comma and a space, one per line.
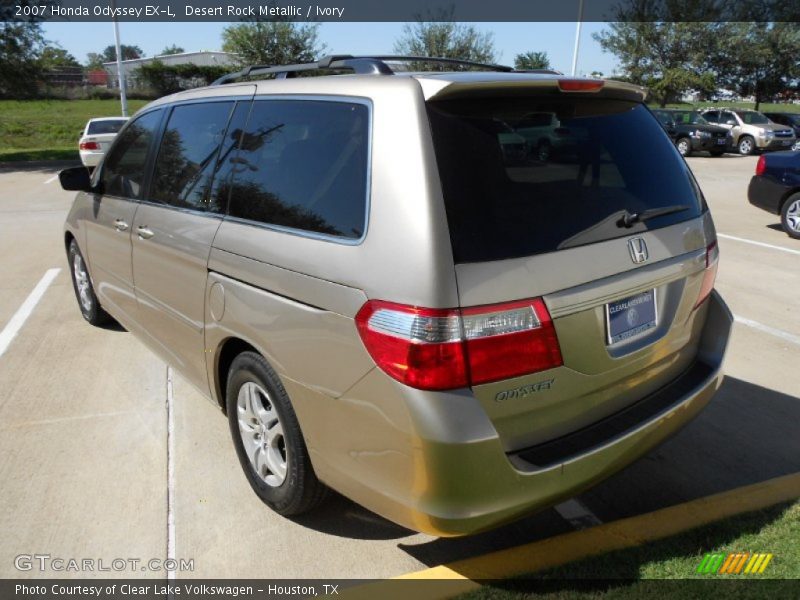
166, 366, 176, 580
0, 268, 60, 359
43, 174, 59, 185
718, 233, 800, 256
554, 498, 603, 530
734, 315, 800, 347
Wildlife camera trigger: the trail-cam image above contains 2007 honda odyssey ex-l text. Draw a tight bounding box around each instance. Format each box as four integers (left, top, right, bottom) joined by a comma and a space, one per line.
60, 55, 733, 536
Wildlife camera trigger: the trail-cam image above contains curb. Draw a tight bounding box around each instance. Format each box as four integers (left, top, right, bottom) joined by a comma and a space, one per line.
346, 472, 800, 598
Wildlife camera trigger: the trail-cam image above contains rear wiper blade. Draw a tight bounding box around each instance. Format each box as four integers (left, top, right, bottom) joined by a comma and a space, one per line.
617, 204, 689, 228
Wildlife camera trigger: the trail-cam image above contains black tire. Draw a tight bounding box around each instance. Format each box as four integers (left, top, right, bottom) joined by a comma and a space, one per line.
738, 135, 755, 156
67, 240, 112, 326
676, 137, 692, 157
710, 149, 725, 157
226, 351, 328, 516
780, 193, 800, 240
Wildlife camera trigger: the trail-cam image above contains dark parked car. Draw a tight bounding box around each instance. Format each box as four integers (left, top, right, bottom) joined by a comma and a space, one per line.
748, 151, 800, 239
763, 112, 800, 151
652, 109, 731, 157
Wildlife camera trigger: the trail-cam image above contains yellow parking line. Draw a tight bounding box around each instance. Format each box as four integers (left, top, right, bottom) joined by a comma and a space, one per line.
346, 472, 800, 599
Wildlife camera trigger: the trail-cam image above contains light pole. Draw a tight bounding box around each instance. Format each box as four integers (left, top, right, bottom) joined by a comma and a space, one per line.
110, 0, 128, 117
570, 0, 584, 76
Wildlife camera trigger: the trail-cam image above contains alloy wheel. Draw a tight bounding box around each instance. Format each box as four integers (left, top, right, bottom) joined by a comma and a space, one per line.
236, 381, 287, 487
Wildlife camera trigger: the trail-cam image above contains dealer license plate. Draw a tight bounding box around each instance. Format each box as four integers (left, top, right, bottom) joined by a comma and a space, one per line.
606, 290, 657, 345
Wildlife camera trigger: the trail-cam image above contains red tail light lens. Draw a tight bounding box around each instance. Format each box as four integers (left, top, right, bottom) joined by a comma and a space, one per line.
79, 141, 100, 151
462, 298, 563, 385
355, 298, 562, 391
755, 155, 766, 176
355, 301, 467, 390
694, 241, 719, 309
558, 79, 604, 92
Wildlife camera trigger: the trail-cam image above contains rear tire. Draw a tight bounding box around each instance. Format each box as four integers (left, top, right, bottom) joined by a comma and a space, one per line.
226, 351, 328, 516
738, 135, 755, 155
780, 194, 800, 239
68, 240, 112, 326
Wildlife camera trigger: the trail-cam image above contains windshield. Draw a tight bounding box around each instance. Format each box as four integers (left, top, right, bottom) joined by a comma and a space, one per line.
427, 97, 704, 263
736, 111, 770, 125
87, 120, 128, 135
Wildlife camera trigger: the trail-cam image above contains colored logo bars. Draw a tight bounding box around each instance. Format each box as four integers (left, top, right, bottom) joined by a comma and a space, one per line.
697, 552, 774, 574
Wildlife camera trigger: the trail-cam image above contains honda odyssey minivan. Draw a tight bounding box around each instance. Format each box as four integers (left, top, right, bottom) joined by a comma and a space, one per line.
60, 55, 733, 536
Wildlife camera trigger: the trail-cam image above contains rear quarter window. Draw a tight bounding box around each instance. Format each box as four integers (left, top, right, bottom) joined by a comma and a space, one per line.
227, 99, 370, 240
427, 97, 704, 263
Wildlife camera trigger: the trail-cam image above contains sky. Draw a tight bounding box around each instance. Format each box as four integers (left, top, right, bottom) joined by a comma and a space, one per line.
41, 21, 620, 76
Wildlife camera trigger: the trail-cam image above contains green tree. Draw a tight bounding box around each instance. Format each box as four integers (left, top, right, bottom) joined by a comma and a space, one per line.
160, 44, 184, 56
711, 22, 800, 110
38, 45, 80, 69
85, 52, 104, 69
221, 21, 325, 68
594, 21, 718, 106
100, 44, 143, 63
0, 21, 45, 97
393, 8, 496, 67
514, 51, 550, 71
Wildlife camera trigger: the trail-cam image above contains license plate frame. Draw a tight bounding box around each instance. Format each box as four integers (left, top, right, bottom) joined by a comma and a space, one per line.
605, 289, 658, 345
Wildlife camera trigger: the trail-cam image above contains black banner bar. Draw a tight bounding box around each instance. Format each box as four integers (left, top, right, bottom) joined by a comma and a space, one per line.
3, 0, 800, 22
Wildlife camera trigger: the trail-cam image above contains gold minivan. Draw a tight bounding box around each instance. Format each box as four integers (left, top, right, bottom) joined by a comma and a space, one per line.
60, 56, 733, 536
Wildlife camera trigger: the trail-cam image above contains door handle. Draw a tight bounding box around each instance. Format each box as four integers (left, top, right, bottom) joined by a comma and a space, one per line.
137, 226, 155, 240
113, 219, 128, 232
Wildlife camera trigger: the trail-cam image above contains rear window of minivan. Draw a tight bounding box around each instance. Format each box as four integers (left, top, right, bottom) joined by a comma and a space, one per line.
427, 97, 704, 263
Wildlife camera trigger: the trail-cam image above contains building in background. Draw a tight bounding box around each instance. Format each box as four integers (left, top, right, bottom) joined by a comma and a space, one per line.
103, 51, 237, 89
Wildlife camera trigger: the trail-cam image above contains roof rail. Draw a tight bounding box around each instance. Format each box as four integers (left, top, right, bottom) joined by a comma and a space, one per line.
211, 55, 515, 85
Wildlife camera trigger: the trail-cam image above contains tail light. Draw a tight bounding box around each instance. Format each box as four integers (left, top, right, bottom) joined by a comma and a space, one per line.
558, 79, 604, 92
694, 240, 719, 309
79, 141, 100, 151
755, 155, 766, 176
355, 298, 563, 391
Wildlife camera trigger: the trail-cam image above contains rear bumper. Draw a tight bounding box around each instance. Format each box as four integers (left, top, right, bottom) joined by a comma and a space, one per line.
748, 175, 788, 214
315, 291, 733, 537
79, 150, 103, 167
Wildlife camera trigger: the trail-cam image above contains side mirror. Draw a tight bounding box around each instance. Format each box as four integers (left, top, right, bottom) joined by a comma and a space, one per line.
59, 166, 94, 192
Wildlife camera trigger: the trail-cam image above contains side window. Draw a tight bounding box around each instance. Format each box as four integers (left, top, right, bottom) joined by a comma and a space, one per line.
101, 110, 162, 198
703, 111, 719, 123
228, 100, 369, 240
149, 102, 234, 211
722, 112, 737, 125
207, 101, 252, 213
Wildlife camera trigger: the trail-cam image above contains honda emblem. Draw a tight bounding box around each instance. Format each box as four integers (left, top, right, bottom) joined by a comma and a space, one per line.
628, 238, 649, 264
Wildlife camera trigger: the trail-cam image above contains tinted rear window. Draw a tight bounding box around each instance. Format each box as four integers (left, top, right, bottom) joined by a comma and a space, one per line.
228, 100, 369, 240
87, 120, 127, 135
427, 97, 704, 263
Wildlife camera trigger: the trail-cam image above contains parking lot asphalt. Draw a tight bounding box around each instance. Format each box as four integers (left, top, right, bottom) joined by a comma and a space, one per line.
0, 154, 798, 579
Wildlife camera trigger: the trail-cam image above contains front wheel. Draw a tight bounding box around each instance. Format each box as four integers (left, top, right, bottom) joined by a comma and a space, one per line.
226, 351, 328, 516
781, 194, 800, 239
68, 240, 112, 326
792, 140, 800, 152
676, 137, 692, 157
738, 136, 755, 156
